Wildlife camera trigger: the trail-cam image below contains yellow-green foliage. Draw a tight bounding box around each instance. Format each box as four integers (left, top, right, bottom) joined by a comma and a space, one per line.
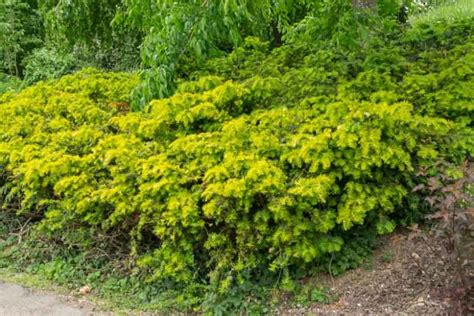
0, 37, 473, 292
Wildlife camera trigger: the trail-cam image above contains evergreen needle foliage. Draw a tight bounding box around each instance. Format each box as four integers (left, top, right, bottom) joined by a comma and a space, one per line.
0, 0, 473, 313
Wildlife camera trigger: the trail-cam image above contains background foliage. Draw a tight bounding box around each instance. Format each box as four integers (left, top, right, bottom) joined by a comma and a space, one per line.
2, 0, 465, 103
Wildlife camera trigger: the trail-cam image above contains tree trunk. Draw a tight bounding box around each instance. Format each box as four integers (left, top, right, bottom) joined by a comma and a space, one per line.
352, 0, 377, 9
271, 21, 282, 48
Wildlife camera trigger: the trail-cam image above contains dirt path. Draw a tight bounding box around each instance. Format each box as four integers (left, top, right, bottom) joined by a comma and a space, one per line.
0, 282, 94, 315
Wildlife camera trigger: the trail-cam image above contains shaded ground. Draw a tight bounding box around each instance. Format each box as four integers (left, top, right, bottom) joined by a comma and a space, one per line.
0, 228, 471, 315
0, 282, 95, 315
277, 228, 472, 314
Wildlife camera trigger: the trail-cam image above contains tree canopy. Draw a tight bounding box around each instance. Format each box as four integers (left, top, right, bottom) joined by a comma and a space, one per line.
1, 0, 439, 107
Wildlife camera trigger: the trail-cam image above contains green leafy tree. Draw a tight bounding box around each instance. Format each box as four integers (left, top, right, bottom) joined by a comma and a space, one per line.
38, 0, 141, 71
117, 0, 315, 109
30, 0, 429, 109
0, 0, 43, 77
119, 0, 415, 109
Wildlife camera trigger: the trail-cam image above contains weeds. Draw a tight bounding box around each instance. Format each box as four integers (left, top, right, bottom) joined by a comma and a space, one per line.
413, 160, 473, 314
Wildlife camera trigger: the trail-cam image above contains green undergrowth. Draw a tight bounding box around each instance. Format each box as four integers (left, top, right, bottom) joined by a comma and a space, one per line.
0, 221, 335, 314
0, 73, 21, 95
0, 5, 473, 314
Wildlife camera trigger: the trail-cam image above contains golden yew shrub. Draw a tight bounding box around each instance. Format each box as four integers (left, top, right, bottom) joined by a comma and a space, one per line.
0, 41, 472, 291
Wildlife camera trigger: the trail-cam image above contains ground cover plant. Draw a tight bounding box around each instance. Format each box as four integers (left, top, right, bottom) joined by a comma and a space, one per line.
0, 0, 473, 313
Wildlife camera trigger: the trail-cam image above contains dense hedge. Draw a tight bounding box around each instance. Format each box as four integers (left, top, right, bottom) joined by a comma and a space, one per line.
0, 14, 473, 296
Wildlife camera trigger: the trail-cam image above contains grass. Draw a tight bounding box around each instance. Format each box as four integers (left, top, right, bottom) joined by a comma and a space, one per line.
409, 0, 474, 26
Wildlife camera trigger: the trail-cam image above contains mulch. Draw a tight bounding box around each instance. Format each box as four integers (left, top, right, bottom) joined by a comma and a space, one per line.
276, 228, 473, 314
